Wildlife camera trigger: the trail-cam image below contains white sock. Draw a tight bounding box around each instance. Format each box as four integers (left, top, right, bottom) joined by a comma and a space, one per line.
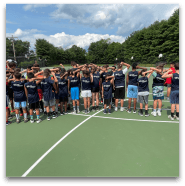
115, 107, 118, 109
55, 104, 58, 112
121, 107, 123, 109
24, 113, 27, 119
44, 108, 46, 112
16, 114, 19, 120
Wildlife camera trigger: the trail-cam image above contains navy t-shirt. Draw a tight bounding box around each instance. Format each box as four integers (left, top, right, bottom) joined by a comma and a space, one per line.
58, 79, 68, 98
152, 73, 164, 87
11, 80, 27, 102
92, 72, 100, 89
171, 73, 179, 91
69, 76, 79, 88
102, 81, 112, 99
114, 70, 125, 87
128, 71, 139, 86
55, 73, 61, 80
40, 77, 55, 101
101, 71, 111, 83
81, 77, 91, 91
137, 77, 149, 92
25, 81, 39, 104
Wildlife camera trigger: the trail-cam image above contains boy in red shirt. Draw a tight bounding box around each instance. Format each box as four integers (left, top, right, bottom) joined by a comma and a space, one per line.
163, 62, 176, 100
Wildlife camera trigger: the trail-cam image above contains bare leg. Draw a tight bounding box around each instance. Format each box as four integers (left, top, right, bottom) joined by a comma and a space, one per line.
128, 98, 132, 109
120, 99, 124, 107
167, 87, 171, 97
96, 92, 99, 106
133, 98, 137, 110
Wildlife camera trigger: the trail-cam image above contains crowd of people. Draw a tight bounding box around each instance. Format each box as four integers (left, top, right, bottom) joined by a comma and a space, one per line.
6, 60, 179, 125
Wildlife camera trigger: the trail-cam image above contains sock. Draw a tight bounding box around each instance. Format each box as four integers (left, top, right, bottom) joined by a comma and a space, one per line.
44, 108, 46, 112
145, 110, 148, 114
176, 112, 179, 117
153, 109, 156, 112
171, 112, 174, 118
158, 109, 161, 112
140, 109, 143, 113
121, 107, 124, 109
104, 109, 106, 112
52, 111, 56, 115
47, 112, 50, 117
108, 109, 111, 112
55, 104, 58, 112
77, 106, 79, 110
37, 115, 40, 119
30, 115, 33, 120
115, 107, 118, 109
24, 113, 27, 119
73, 106, 75, 111
16, 114, 19, 120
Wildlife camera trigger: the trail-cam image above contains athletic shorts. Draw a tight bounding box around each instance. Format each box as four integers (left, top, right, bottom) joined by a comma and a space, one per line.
127, 85, 138, 98
91, 87, 99, 93
71, 87, 79, 100
115, 87, 125, 99
153, 86, 164, 100
37, 89, 43, 100
44, 99, 55, 107
8, 88, 13, 99
55, 92, 59, 99
14, 101, 27, 109
103, 98, 112, 105
6, 95, 9, 107
137, 95, 149, 104
29, 101, 40, 110
167, 84, 171, 88
170, 90, 179, 104
81, 90, 92, 98
59, 97, 68, 103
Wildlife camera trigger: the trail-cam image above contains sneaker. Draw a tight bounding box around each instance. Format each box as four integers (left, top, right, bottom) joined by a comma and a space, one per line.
36, 119, 42, 123
151, 111, 157, 117
127, 109, 131, 113
60, 112, 64, 115
72, 110, 76, 114
52, 114, 56, 119
64, 112, 68, 114
96, 107, 99, 111
103, 110, 107, 114
30, 119, 34, 123
24, 118, 29, 123
108, 109, 111, 114
77, 109, 80, 114
92, 108, 96, 112
120, 107, 124, 112
133, 110, 137, 114
85, 110, 87, 114
47, 116, 51, 121
6, 121, 11, 125
174, 116, 179, 120
87, 110, 90, 114
138, 111, 143, 116
16, 119, 20, 124
168, 115, 174, 120
157, 110, 161, 116
145, 113, 150, 117
115, 107, 118, 112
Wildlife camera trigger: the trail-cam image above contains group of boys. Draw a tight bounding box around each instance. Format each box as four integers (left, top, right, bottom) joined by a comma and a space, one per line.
6, 60, 179, 125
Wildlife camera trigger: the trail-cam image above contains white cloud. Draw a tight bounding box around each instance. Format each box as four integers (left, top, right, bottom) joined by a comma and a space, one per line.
23, 4, 49, 11
6, 28, 125, 50
50, 4, 179, 36
6, 20, 16, 24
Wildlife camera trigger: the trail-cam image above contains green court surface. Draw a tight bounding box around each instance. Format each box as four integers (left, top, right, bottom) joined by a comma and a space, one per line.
6, 67, 179, 177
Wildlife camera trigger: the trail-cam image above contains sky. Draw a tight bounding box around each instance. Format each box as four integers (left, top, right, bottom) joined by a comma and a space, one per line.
6, 4, 179, 51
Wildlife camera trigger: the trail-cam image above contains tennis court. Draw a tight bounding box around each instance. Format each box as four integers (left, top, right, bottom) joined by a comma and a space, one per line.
6, 66, 179, 177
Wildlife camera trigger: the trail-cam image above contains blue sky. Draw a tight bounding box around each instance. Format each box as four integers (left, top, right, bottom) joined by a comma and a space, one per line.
6, 4, 179, 50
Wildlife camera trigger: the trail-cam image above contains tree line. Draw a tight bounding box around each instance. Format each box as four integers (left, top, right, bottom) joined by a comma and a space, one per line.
6, 9, 179, 65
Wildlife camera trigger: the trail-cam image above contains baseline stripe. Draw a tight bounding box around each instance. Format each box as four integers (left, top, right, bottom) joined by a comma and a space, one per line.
21, 109, 104, 177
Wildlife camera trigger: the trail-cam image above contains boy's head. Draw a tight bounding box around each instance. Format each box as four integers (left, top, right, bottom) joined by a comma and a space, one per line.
83, 70, 90, 77
102, 65, 107, 71
170, 62, 175, 68
132, 62, 137, 70
117, 63, 122, 69
112, 66, 116, 71
27, 72, 34, 79
105, 74, 110, 81
71, 61, 77, 67
27, 65, 32, 70
43, 69, 50, 77
175, 63, 179, 70
9, 62, 16, 69
14, 68, 21, 73
14, 72, 21, 80
140, 69, 147, 77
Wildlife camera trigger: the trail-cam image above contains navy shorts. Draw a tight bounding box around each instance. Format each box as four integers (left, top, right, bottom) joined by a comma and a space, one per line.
170, 90, 179, 104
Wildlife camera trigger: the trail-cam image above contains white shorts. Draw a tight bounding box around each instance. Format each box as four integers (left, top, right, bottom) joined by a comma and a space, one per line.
81, 90, 92, 98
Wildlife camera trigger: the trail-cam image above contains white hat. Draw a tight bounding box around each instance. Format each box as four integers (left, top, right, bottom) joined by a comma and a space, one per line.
7, 59, 12, 62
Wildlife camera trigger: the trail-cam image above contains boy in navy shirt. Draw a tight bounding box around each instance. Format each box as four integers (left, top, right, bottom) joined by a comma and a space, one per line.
24, 73, 43, 123
137, 69, 153, 117
102, 75, 114, 114
162, 63, 179, 120
40, 69, 58, 120
58, 70, 69, 115
9, 72, 28, 123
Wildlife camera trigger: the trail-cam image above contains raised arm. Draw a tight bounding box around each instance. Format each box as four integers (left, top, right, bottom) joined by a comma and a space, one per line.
150, 67, 162, 74
90, 73, 93, 83
120, 62, 131, 69
60, 63, 65, 69
161, 69, 173, 79
34, 70, 44, 77
51, 72, 58, 83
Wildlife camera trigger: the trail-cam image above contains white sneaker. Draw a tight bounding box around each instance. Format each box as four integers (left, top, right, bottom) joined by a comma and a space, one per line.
72, 110, 76, 114
115, 107, 118, 111
157, 110, 161, 116
77, 109, 80, 114
174, 115, 179, 120
151, 111, 157, 117
168, 115, 174, 120
120, 107, 124, 112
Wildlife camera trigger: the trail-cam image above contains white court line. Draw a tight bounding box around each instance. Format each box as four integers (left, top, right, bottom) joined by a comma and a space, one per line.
21, 108, 104, 177
70, 113, 178, 123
